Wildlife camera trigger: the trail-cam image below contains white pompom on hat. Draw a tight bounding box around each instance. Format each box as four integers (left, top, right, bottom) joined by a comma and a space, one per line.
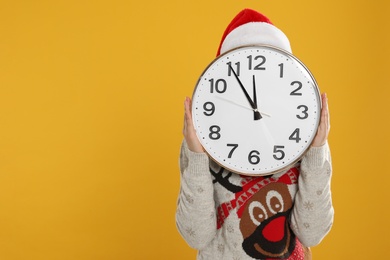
216, 9, 292, 56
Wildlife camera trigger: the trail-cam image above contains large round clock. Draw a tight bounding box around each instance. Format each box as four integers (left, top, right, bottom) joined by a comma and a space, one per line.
192, 45, 321, 176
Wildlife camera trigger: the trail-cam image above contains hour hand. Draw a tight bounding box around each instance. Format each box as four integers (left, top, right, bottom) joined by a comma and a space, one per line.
229, 64, 262, 120
252, 75, 262, 120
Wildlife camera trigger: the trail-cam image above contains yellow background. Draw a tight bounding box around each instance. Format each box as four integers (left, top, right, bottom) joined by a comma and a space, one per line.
0, 0, 389, 259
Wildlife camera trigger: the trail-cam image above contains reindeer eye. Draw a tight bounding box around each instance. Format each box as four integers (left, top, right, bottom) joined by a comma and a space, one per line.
266, 190, 284, 214
248, 201, 268, 226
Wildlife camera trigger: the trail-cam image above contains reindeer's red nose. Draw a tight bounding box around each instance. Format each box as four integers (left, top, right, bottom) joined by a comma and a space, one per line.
262, 216, 286, 242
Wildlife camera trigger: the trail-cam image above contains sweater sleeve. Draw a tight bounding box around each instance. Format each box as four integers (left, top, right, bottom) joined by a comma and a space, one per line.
289, 142, 334, 247
175, 140, 217, 249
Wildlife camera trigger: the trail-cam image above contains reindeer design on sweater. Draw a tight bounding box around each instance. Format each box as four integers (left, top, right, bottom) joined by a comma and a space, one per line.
211, 166, 302, 259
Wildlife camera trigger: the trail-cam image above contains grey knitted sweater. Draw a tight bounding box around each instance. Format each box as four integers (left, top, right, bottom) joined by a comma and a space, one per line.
176, 140, 333, 260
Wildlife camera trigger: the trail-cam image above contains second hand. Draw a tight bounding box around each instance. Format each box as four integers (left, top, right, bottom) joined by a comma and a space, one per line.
215, 96, 271, 117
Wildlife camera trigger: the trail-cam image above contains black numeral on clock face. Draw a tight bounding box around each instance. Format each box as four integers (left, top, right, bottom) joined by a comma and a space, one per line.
248, 150, 261, 165
247, 55, 266, 70
203, 102, 215, 116
227, 144, 238, 158
296, 105, 309, 119
209, 125, 221, 140
209, 78, 227, 93
227, 61, 240, 76
278, 63, 284, 78
290, 81, 303, 96
273, 145, 285, 160
289, 128, 301, 143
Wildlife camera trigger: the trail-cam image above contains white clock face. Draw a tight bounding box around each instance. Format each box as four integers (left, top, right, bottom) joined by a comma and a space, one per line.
192, 45, 321, 176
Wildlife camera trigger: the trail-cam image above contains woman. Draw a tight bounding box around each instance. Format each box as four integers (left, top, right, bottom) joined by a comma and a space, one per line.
176, 9, 333, 260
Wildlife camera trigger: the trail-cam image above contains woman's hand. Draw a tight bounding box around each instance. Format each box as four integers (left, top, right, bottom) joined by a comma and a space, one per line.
183, 97, 204, 153
311, 93, 330, 147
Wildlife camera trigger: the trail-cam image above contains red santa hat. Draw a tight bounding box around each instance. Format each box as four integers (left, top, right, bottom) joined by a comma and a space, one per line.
216, 9, 292, 56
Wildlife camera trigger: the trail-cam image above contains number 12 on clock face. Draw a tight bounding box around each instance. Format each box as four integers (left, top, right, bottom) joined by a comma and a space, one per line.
192, 45, 321, 176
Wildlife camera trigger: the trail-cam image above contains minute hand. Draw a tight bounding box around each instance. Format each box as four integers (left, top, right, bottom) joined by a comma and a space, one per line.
229, 65, 262, 120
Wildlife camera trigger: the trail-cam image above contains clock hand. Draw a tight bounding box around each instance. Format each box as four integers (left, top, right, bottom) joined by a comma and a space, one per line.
215, 96, 271, 117
253, 75, 257, 108
252, 75, 261, 120
229, 64, 262, 120
260, 120, 276, 147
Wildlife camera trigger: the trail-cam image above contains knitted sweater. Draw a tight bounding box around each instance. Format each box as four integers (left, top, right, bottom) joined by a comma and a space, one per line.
176, 140, 334, 260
